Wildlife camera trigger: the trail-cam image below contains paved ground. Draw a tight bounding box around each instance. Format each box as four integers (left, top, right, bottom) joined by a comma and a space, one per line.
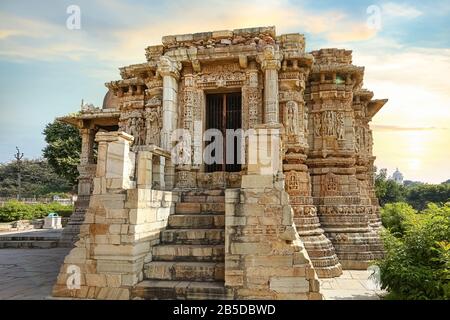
0, 229, 385, 300
0, 248, 70, 299
320, 270, 386, 300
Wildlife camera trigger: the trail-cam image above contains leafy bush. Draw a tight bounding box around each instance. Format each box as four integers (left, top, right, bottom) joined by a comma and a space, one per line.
0, 200, 73, 222
378, 203, 450, 299
381, 202, 417, 237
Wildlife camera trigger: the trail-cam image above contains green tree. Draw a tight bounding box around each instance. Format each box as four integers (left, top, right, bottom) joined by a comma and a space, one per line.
0, 159, 72, 197
406, 184, 450, 211
375, 168, 406, 206
42, 120, 81, 187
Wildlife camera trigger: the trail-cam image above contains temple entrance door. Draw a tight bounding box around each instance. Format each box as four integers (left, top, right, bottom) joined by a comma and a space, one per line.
205, 92, 242, 173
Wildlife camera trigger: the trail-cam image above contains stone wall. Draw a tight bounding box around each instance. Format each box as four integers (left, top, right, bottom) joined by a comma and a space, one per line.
224, 127, 322, 299
53, 132, 177, 299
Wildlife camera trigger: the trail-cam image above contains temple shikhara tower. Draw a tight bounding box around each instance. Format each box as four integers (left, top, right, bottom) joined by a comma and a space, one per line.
54, 26, 387, 300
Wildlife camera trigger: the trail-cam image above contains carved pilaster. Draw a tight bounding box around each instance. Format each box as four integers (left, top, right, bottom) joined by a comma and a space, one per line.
80, 128, 95, 165
258, 45, 282, 124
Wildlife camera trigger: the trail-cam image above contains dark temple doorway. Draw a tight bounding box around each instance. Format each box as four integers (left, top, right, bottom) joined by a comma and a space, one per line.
205, 92, 242, 173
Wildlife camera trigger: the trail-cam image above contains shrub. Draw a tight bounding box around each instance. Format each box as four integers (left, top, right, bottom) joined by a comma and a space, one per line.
0, 200, 73, 222
381, 202, 417, 237
378, 203, 450, 300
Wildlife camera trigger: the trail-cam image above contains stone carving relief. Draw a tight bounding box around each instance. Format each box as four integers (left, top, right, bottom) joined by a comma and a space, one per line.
312, 110, 345, 141
336, 112, 345, 140
145, 106, 162, 146
196, 64, 246, 88
366, 130, 373, 153
182, 90, 198, 131
176, 171, 197, 188
324, 111, 335, 136
146, 95, 162, 107
313, 113, 322, 137
304, 111, 309, 136
118, 110, 146, 145
355, 128, 361, 153
242, 86, 262, 129
284, 101, 299, 138
322, 172, 339, 196
248, 93, 259, 126
285, 171, 308, 196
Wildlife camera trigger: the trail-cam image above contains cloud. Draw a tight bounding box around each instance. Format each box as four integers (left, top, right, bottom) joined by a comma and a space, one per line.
0, 0, 378, 64
0, 29, 23, 39
381, 2, 423, 18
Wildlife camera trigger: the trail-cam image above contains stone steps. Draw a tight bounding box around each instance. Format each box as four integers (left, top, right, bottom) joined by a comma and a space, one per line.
0, 240, 58, 249
137, 189, 228, 299
144, 261, 224, 282
152, 244, 225, 262
168, 214, 225, 229
132, 280, 232, 300
161, 228, 225, 245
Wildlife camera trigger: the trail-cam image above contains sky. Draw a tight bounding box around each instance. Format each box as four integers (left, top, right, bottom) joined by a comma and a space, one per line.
0, 0, 449, 183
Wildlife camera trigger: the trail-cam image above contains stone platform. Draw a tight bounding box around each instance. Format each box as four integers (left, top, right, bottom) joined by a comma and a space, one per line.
0, 229, 62, 249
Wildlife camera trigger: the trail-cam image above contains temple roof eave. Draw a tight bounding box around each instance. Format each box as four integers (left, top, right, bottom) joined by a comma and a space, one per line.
367, 99, 388, 118
57, 110, 120, 128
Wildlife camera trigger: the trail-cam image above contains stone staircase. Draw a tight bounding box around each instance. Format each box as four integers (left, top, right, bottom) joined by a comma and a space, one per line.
133, 190, 233, 300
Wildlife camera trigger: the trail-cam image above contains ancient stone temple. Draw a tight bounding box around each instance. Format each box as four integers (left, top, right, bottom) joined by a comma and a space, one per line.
53, 26, 387, 300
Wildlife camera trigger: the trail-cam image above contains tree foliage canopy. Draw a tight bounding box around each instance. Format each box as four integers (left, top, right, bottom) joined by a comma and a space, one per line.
42, 120, 81, 186
0, 159, 72, 197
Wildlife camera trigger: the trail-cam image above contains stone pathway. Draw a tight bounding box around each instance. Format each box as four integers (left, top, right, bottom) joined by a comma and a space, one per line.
0, 248, 70, 299
320, 270, 386, 300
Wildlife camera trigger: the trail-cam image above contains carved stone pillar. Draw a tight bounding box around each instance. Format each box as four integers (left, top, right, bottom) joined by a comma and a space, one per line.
259, 46, 282, 124
157, 56, 181, 151
157, 56, 181, 190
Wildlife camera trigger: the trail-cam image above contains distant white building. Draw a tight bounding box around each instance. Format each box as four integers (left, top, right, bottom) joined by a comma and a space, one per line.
391, 168, 404, 185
